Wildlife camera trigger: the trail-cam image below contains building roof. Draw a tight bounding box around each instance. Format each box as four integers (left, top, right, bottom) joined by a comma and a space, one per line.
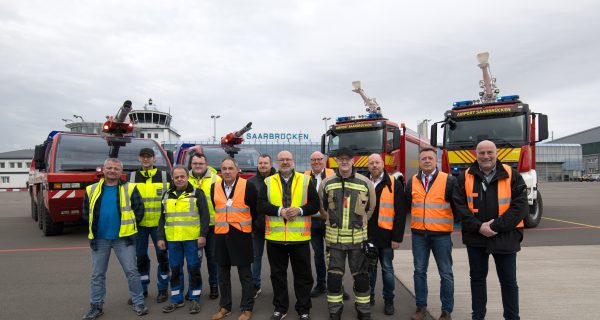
0, 149, 34, 160
552, 125, 600, 144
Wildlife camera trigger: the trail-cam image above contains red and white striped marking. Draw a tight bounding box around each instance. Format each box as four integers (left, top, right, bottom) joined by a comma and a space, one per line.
51, 190, 78, 199
0, 188, 27, 192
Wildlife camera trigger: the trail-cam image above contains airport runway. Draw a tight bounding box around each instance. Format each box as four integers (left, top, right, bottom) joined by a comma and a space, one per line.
1, 182, 599, 319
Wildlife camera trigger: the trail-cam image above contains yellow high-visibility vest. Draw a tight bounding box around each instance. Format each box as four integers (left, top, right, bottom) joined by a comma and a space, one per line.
264, 172, 311, 242
86, 179, 137, 239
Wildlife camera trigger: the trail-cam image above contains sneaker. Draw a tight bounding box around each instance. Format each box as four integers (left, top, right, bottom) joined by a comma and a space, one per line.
133, 304, 148, 316
299, 314, 311, 320
384, 300, 395, 315
189, 300, 201, 314
156, 290, 168, 303
253, 287, 262, 299
162, 302, 185, 313
128, 292, 148, 305
82, 303, 103, 320
271, 311, 287, 320
238, 310, 252, 320
438, 310, 452, 320
210, 284, 219, 300
411, 306, 427, 320
310, 284, 326, 298
211, 307, 232, 320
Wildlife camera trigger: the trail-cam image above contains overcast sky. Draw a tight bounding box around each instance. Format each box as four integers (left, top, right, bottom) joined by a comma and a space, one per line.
1, 0, 599, 152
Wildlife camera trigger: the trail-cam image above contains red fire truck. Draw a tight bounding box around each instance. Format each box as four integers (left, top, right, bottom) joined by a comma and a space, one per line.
28, 101, 173, 236
321, 81, 430, 181
430, 52, 549, 227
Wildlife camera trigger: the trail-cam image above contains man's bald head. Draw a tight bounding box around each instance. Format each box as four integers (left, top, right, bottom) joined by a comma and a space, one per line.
476, 140, 498, 174
368, 153, 384, 179
310, 151, 325, 173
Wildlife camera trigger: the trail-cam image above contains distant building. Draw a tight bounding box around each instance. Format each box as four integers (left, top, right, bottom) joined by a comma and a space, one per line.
0, 149, 34, 190
536, 144, 583, 182
552, 126, 600, 174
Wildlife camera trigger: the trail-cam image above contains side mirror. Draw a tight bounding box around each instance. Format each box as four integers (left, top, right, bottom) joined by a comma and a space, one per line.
392, 130, 401, 150
320, 134, 326, 154
537, 114, 549, 142
430, 124, 438, 147
34, 144, 46, 170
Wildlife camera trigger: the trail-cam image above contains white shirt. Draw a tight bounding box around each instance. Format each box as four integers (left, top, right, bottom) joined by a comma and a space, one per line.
371, 173, 384, 187
421, 168, 437, 192
224, 180, 236, 198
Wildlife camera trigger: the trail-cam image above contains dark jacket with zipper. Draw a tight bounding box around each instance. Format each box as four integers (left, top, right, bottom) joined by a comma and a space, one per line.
247, 167, 276, 233
367, 171, 407, 248
453, 160, 528, 254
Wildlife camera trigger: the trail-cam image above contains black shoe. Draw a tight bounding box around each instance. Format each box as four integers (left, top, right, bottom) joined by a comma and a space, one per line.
329, 315, 341, 320
162, 302, 185, 313
299, 313, 311, 320
271, 311, 287, 320
310, 284, 326, 298
384, 300, 395, 315
133, 304, 148, 316
82, 303, 103, 320
156, 290, 168, 303
209, 284, 219, 299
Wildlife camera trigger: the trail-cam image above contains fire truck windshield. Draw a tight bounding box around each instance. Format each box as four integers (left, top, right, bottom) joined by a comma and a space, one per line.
445, 114, 527, 149
328, 128, 384, 154
54, 135, 170, 172
201, 147, 259, 172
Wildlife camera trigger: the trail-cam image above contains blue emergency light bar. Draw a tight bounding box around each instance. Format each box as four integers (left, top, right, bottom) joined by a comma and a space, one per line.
336, 116, 356, 122
452, 100, 474, 107
496, 95, 520, 102
46, 131, 64, 141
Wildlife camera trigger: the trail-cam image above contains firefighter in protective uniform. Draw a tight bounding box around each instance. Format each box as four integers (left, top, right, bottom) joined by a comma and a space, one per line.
318, 148, 376, 320
128, 147, 171, 303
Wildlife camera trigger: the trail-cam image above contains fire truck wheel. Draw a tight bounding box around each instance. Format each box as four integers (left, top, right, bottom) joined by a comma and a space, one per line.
31, 193, 38, 222
524, 191, 543, 228
41, 208, 64, 236
37, 193, 44, 230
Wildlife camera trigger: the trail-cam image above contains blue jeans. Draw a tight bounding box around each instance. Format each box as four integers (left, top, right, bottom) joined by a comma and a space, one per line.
369, 247, 395, 301
135, 226, 170, 292
203, 227, 219, 287
310, 218, 326, 286
412, 233, 454, 313
90, 238, 144, 306
251, 230, 265, 288
467, 246, 519, 320
168, 240, 202, 303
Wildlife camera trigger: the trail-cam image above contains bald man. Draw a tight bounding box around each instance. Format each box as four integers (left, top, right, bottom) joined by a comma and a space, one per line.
453, 140, 528, 320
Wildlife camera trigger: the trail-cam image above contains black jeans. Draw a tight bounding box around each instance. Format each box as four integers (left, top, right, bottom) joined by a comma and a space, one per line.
218, 263, 254, 312
266, 241, 313, 315
467, 246, 519, 320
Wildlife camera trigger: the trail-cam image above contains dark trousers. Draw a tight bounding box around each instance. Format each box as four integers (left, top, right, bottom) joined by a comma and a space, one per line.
467, 246, 519, 320
219, 263, 254, 312
204, 227, 219, 286
266, 241, 313, 315
251, 231, 265, 288
310, 219, 327, 286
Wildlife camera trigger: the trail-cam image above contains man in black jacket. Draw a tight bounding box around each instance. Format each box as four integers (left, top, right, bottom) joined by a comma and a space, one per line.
247, 154, 276, 299
366, 154, 407, 316
453, 140, 528, 320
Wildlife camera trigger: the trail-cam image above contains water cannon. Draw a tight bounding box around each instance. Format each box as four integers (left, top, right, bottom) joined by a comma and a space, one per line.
352, 81, 381, 115
221, 122, 253, 146
477, 52, 500, 103
102, 100, 134, 136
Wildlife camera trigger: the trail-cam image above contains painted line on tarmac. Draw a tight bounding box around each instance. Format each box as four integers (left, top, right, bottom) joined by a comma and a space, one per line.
542, 217, 600, 229
525, 226, 596, 231
0, 245, 88, 253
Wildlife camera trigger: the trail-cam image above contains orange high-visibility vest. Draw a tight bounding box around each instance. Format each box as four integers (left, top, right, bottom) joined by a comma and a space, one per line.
410, 172, 454, 232
465, 164, 523, 228
214, 178, 252, 234
304, 168, 335, 179
377, 175, 395, 230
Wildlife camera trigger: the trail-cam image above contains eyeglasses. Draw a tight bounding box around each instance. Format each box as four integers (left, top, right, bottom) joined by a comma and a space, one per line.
278, 158, 293, 162
337, 157, 353, 163
191, 162, 205, 166
310, 158, 324, 162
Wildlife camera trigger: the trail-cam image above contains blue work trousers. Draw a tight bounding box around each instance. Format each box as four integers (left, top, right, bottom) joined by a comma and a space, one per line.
135, 226, 169, 293
167, 240, 202, 303
251, 230, 265, 288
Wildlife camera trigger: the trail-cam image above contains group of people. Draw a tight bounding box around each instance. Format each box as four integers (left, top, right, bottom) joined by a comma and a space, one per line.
81, 139, 528, 320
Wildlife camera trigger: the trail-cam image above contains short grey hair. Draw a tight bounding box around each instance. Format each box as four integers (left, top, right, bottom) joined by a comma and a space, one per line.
171, 164, 189, 177
103, 158, 123, 168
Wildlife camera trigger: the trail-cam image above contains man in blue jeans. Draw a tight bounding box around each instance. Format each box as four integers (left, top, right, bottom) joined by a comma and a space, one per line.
453, 140, 527, 320
82, 158, 148, 319
366, 153, 407, 315
406, 148, 457, 320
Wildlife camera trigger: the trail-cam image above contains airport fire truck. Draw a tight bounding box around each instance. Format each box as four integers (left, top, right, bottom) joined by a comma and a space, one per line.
430, 52, 549, 227
28, 101, 173, 236
175, 122, 259, 178
321, 81, 430, 181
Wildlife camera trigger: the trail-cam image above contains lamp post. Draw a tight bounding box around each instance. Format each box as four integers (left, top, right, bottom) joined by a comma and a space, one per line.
211, 115, 220, 143
322, 117, 331, 132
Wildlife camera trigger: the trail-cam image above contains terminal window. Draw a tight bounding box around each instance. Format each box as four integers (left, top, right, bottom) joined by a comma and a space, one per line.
1, 176, 9, 183
9, 162, 15, 168
0, 162, 4, 168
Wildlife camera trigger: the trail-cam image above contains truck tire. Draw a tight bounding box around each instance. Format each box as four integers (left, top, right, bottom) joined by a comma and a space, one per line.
37, 193, 44, 230
38, 193, 64, 236
31, 193, 38, 221
524, 191, 543, 228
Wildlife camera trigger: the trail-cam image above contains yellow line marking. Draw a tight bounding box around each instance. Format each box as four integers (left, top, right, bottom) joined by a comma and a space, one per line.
543, 217, 600, 229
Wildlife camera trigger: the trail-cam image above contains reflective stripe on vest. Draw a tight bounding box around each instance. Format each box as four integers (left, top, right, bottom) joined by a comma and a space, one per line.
465, 164, 523, 228
377, 175, 395, 230
189, 172, 221, 226
163, 189, 201, 241
86, 179, 137, 240
130, 170, 169, 227
214, 178, 252, 234
264, 172, 311, 242
410, 172, 454, 232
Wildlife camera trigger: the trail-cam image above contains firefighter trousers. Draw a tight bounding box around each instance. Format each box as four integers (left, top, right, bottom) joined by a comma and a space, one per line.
327, 246, 371, 319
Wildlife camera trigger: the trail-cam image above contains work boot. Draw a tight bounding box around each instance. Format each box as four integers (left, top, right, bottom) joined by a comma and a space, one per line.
438, 310, 452, 320
189, 300, 201, 314
82, 303, 103, 320
238, 310, 252, 320
270, 311, 287, 320
133, 304, 148, 316
384, 300, 395, 315
162, 301, 185, 313
411, 306, 427, 320
210, 284, 219, 299
156, 290, 168, 303
299, 313, 311, 320
310, 283, 326, 297
211, 307, 232, 320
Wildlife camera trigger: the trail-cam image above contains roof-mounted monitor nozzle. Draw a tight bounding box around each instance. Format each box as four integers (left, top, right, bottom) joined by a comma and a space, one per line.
477, 52, 500, 103
352, 81, 381, 115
